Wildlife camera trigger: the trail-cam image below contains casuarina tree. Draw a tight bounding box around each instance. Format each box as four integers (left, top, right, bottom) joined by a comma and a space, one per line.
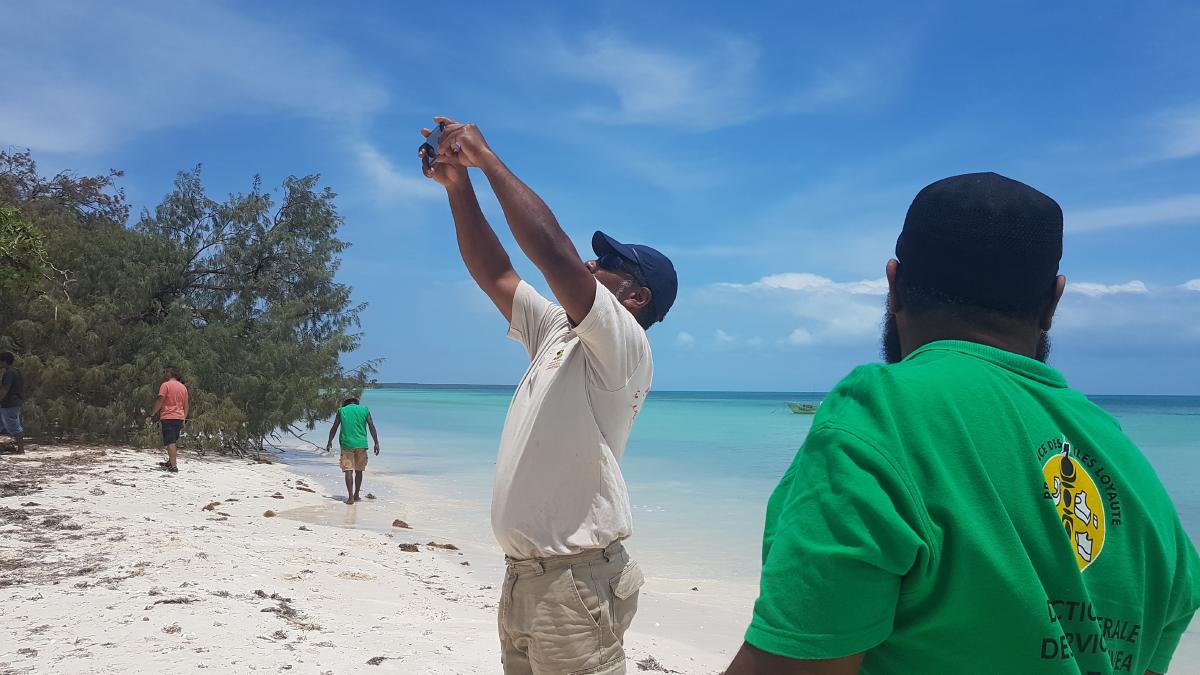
0, 150, 376, 453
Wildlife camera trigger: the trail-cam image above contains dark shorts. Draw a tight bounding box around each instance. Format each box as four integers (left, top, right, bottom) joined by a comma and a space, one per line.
161, 419, 183, 446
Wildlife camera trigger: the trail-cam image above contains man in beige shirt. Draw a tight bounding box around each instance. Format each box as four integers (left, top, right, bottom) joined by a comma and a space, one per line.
420, 117, 678, 674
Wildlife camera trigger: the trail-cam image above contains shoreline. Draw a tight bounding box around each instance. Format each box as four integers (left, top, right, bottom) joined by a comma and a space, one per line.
276, 446, 754, 667
0, 445, 734, 674
3, 444, 1195, 673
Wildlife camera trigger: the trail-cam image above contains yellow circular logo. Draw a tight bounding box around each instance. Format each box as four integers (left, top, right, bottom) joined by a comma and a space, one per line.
1043, 444, 1105, 571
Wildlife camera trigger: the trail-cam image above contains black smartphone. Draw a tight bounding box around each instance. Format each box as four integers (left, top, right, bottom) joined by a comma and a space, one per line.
420, 122, 446, 173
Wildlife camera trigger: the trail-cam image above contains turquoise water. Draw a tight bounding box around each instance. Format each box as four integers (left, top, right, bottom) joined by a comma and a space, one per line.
332, 387, 1200, 589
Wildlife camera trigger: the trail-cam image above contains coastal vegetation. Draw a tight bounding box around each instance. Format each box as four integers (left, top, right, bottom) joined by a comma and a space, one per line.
0, 150, 374, 453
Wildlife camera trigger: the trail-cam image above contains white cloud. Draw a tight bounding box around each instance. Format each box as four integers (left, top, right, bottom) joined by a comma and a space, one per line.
786, 328, 816, 346
714, 329, 737, 345
1053, 281, 1200, 353
674, 331, 696, 347
541, 33, 758, 131
0, 1, 386, 153
1066, 281, 1149, 297
699, 272, 888, 348
704, 329, 765, 349
536, 31, 906, 131
1069, 195, 1200, 233
725, 273, 888, 295
1150, 105, 1200, 161
680, 272, 1200, 361
696, 274, 1196, 353
354, 142, 443, 203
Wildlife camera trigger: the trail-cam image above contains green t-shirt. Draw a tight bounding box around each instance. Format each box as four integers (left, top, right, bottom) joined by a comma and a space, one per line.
747, 340, 1200, 674
337, 403, 370, 450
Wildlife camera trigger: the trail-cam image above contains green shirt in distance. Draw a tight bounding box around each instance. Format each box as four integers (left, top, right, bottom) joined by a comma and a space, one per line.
337, 403, 370, 450
747, 340, 1200, 674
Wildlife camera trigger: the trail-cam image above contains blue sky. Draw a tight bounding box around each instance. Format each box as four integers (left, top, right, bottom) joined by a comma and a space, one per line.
3, 1, 1199, 393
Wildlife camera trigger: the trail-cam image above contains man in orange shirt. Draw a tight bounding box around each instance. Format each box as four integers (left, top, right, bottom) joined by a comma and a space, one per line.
145, 367, 189, 473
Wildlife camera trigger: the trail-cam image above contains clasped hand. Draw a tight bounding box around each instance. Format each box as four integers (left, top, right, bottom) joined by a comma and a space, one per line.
419, 116, 496, 185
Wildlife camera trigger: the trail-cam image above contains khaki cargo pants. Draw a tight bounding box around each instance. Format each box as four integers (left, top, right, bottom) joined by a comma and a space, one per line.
499, 541, 644, 674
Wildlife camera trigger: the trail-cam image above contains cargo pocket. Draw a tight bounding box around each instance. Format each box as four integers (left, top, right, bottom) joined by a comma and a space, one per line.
608, 559, 644, 640
534, 567, 604, 674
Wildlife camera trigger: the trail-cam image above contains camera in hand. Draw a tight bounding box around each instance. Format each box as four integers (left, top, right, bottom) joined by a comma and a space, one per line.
420, 122, 446, 173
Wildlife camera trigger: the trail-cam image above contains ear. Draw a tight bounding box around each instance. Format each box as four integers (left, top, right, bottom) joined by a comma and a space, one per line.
622, 285, 652, 314
885, 259, 901, 314
1040, 275, 1067, 331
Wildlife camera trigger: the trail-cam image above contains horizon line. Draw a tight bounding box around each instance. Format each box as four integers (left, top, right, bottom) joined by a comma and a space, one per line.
366, 382, 1200, 398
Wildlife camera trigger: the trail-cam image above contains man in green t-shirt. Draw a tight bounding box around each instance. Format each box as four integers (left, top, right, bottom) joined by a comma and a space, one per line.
325, 397, 380, 505
726, 173, 1200, 675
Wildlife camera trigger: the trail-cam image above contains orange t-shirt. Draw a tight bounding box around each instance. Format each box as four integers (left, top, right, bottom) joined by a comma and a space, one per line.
158, 379, 189, 420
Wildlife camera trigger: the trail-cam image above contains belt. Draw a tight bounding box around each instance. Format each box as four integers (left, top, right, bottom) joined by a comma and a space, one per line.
504, 540, 624, 576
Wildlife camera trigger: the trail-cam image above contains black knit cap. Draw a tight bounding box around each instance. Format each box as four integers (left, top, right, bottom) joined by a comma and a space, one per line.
896, 172, 1063, 312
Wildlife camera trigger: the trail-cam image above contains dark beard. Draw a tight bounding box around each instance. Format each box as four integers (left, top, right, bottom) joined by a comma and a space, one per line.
1035, 331, 1052, 363
881, 310, 1053, 364
881, 311, 902, 364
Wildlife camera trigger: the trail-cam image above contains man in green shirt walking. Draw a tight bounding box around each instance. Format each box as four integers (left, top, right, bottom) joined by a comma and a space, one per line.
726, 173, 1200, 674
325, 396, 380, 505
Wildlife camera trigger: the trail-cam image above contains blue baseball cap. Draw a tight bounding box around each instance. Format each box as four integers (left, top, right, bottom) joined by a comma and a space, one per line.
592, 231, 678, 324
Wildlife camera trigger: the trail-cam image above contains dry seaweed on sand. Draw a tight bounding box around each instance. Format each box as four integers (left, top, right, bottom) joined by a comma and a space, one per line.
636, 656, 681, 673
152, 597, 199, 606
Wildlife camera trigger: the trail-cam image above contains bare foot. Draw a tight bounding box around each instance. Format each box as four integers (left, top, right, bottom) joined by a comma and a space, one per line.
352, 493, 361, 503
345, 496, 355, 505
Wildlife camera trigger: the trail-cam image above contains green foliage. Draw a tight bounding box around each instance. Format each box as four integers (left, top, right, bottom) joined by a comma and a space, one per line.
0, 205, 48, 295
0, 150, 377, 452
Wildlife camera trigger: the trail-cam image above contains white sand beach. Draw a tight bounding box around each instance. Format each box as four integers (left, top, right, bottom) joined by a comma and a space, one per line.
0, 446, 736, 674
3, 445, 1196, 674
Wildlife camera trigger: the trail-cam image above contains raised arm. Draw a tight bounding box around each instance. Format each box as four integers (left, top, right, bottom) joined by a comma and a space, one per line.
422, 121, 521, 322
431, 118, 596, 325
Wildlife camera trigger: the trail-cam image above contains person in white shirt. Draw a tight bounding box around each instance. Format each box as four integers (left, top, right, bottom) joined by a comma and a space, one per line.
420, 116, 678, 675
